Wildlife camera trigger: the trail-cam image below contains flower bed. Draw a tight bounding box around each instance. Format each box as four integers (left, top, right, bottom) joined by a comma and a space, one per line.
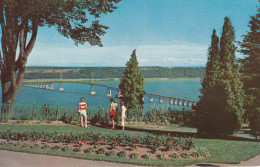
0, 130, 210, 160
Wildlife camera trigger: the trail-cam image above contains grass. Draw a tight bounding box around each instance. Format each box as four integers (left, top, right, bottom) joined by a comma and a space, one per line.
127, 124, 197, 133
0, 124, 260, 166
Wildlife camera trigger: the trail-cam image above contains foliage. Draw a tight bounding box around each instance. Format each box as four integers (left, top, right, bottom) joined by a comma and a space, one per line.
85, 147, 94, 153
63, 145, 71, 152
42, 144, 50, 149
0, 0, 121, 108
157, 153, 167, 160
170, 152, 179, 159
194, 17, 244, 136
117, 150, 127, 157
22, 142, 29, 147
142, 152, 153, 159
52, 145, 61, 150
119, 49, 145, 110
198, 147, 210, 157
107, 150, 117, 156
32, 143, 40, 149
24, 66, 206, 79
239, 5, 260, 138
130, 152, 139, 159
73, 146, 82, 152
180, 152, 190, 159
190, 151, 200, 158
97, 147, 107, 154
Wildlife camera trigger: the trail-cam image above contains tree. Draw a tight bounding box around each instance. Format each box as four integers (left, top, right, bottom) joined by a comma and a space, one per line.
216, 17, 244, 135
193, 29, 222, 134
239, 5, 260, 138
0, 0, 120, 107
194, 17, 244, 136
119, 49, 145, 111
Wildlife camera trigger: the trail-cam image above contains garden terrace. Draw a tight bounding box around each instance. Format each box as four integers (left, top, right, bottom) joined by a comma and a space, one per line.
0, 124, 260, 166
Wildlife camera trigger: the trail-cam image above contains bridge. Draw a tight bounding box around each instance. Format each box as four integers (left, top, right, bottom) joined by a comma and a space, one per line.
22, 81, 197, 107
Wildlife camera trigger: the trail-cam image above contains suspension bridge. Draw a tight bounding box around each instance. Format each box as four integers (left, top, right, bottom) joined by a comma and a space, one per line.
22, 81, 197, 107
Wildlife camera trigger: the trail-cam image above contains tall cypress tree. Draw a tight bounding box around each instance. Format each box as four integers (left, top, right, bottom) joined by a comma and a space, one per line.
193, 29, 221, 134
216, 17, 244, 135
239, 6, 260, 137
194, 17, 244, 136
119, 49, 145, 110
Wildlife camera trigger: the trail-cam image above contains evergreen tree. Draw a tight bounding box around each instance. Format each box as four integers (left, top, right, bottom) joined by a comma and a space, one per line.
216, 17, 244, 135
239, 6, 260, 137
194, 17, 244, 136
193, 29, 221, 134
119, 49, 145, 110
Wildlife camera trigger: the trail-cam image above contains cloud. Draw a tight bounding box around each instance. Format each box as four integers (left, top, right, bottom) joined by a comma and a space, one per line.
27, 42, 208, 67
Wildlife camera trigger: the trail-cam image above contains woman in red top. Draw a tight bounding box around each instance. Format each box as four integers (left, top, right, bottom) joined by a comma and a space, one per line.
78, 97, 88, 127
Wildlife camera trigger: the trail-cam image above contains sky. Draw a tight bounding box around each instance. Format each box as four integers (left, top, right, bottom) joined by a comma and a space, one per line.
27, 0, 259, 67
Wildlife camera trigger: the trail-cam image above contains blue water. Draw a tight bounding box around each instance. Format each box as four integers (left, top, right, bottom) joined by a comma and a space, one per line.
0, 80, 201, 111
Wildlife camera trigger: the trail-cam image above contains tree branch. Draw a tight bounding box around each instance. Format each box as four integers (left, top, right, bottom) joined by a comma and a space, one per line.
25, 19, 38, 56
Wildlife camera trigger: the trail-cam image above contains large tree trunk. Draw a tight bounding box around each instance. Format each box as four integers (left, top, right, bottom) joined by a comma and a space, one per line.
0, 6, 38, 119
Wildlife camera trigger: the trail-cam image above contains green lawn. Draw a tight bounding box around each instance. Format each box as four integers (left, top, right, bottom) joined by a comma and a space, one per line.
0, 124, 260, 166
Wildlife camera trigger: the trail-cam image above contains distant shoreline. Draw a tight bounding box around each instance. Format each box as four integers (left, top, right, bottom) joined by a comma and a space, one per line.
24, 77, 201, 83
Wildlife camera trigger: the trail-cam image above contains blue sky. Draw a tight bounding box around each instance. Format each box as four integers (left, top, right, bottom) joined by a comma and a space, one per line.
28, 0, 259, 67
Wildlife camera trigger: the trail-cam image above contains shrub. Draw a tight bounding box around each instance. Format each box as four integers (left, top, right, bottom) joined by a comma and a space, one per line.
180, 153, 190, 159
32, 143, 40, 149
190, 151, 200, 158
170, 152, 179, 159
42, 144, 50, 149
85, 147, 94, 153
142, 152, 153, 159
52, 145, 61, 150
198, 148, 210, 157
15, 142, 21, 146
107, 150, 117, 156
166, 142, 173, 150
73, 146, 82, 152
63, 145, 71, 152
22, 143, 29, 147
118, 150, 127, 157
97, 147, 107, 154
0, 140, 7, 145
130, 152, 139, 159
158, 153, 167, 160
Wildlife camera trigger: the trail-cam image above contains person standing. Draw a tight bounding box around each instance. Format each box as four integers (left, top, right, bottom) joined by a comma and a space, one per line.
120, 101, 127, 130
78, 97, 88, 128
109, 98, 117, 129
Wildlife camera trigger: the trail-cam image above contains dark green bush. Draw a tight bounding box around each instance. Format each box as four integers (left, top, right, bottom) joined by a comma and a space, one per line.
180, 153, 190, 159
158, 153, 167, 160
32, 143, 40, 149
97, 147, 107, 154
130, 152, 139, 159
52, 145, 61, 150
198, 148, 210, 157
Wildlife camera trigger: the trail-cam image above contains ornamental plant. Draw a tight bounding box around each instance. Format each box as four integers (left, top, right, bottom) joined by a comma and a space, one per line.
180, 153, 190, 159
32, 143, 40, 149
170, 152, 179, 159
130, 152, 139, 159
198, 148, 210, 157
107, 150, 117, 156
63, 145, 71, 152
142, 152, 153, 159
73, 146, 82, 152
52, 145, 61, 150
190, 152, 200, 158
97, 147, 107, 154
118, 150, 127, 157
85, 147, 94, 153
22, 143, 29, 147
158, 153, 167, 160
42, 144, 50, 149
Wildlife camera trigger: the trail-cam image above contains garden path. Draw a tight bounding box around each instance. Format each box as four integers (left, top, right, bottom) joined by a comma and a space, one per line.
0, 150, 143, 167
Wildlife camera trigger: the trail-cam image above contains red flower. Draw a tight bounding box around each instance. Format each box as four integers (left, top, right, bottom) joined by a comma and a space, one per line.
113, 140, 117, 146
81, 140, 86, 144
184, 135, 186, 138
166, 136, 168, 138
